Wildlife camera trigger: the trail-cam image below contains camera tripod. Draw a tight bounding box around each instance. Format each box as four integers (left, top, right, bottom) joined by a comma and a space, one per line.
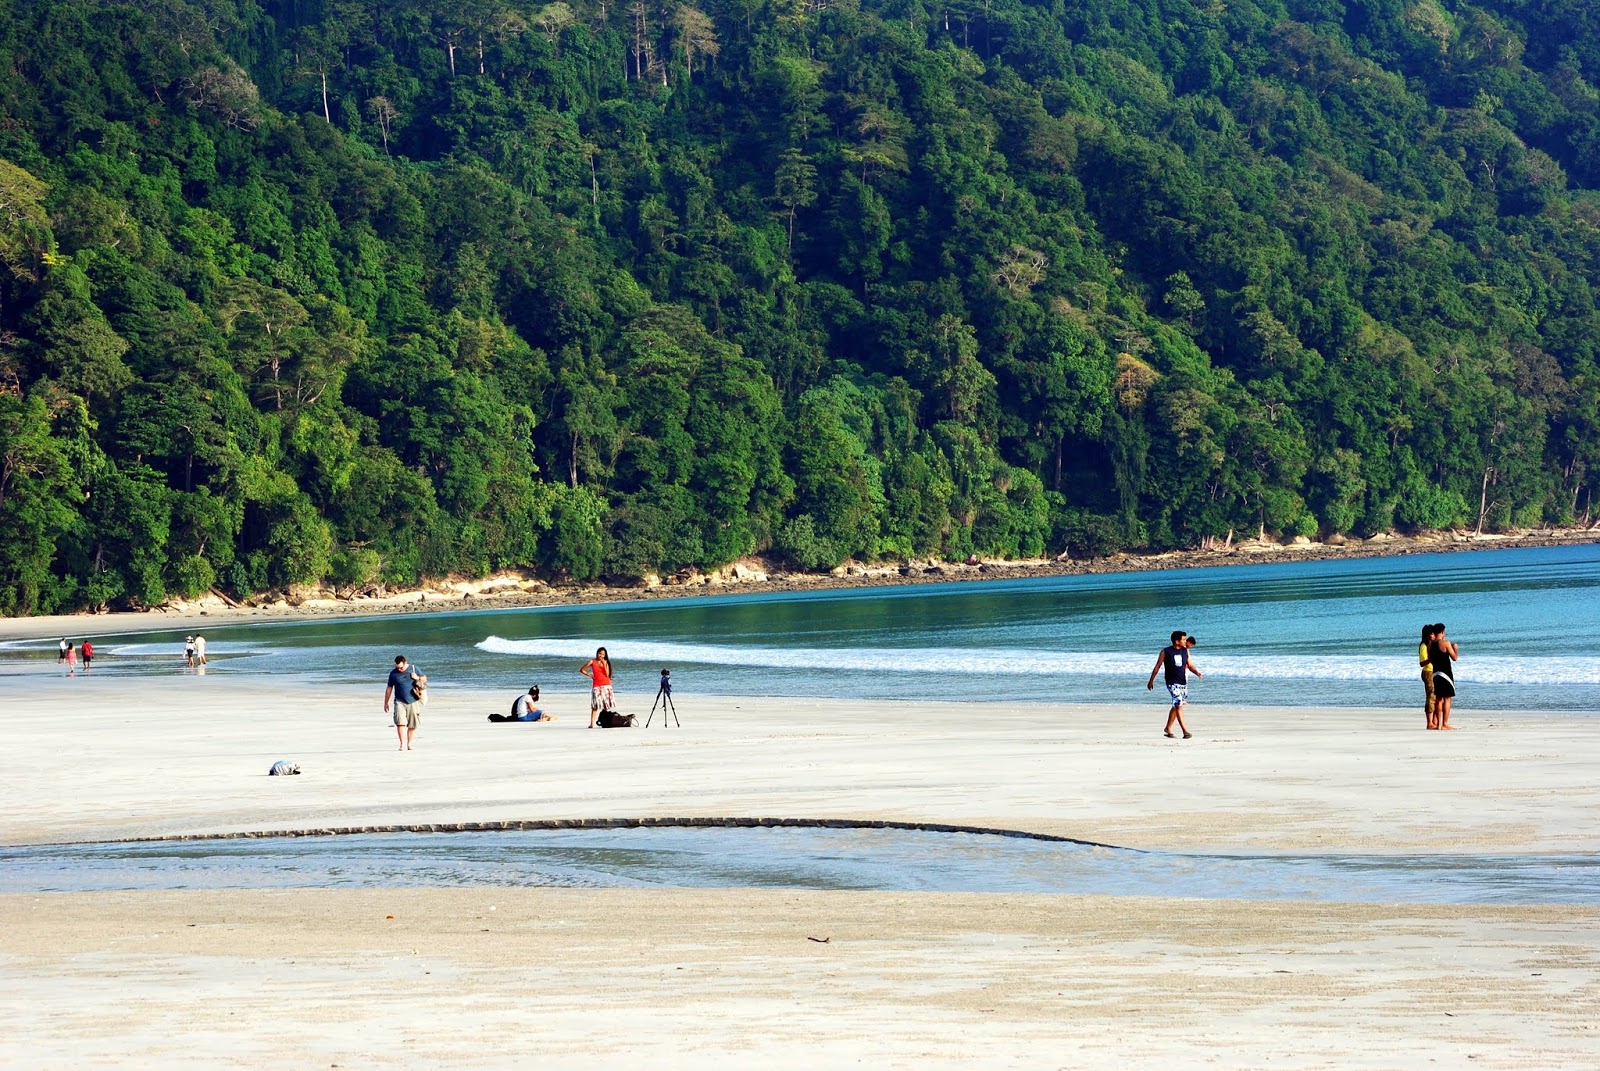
646, 675, 680, 727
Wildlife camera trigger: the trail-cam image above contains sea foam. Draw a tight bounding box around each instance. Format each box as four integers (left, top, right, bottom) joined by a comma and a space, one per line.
475, 636, 1600, 685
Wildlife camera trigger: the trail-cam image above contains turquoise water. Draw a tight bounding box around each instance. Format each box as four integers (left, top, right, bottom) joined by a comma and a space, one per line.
6, 544, 1598, 710
3, 827, 1596, 904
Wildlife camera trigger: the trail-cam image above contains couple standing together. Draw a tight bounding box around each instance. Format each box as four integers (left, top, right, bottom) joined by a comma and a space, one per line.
1418, 624, 1460, 730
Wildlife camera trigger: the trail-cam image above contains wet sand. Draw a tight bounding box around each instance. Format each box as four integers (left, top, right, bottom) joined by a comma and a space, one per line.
3, 681, 1597, 1067
6, 889, 1598, 1069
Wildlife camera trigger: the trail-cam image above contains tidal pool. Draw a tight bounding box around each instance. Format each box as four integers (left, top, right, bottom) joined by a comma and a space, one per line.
4, 825, 1597, 905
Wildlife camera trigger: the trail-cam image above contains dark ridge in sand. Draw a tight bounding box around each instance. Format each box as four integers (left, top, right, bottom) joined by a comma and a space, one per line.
22, 816, 1136, 853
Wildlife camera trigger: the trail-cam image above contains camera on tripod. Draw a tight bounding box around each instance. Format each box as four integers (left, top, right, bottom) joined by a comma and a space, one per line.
648, 667, 679, 727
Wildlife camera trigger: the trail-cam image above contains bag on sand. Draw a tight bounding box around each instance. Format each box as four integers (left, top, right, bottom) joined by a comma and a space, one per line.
597, 710, 635, 728
269, 760, 301, 776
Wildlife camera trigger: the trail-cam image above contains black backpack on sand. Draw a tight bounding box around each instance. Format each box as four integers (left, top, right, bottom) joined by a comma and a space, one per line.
488, 695, 518, 722
597, 710, 635, 728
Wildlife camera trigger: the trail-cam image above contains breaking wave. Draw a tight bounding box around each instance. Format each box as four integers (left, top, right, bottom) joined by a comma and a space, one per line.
475, 636, 1600, 686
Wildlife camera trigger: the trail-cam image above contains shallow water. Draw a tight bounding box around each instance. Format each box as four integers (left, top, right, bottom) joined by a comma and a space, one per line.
7, 543, 1599, 710
4, 827, 1596, 904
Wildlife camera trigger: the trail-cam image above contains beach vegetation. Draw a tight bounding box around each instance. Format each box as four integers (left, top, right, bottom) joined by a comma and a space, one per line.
1, 0, 1599, 609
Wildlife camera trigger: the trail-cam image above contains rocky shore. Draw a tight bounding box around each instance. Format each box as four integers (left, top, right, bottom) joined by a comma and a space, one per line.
5, 525, 1597, 641
157, 524, 1600, 617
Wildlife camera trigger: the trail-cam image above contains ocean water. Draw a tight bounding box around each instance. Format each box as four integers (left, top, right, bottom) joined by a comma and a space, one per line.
4, 826, 1597, 904
6, 543, 1598, 710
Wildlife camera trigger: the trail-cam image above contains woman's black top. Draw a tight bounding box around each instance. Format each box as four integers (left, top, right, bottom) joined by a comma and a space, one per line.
1430, 641, 1454, 681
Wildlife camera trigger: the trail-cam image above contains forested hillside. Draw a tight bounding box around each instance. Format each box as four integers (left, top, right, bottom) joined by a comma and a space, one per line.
1, 0, 1597, 612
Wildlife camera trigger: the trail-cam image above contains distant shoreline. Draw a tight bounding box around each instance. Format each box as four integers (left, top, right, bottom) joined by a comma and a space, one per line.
3, 526, 1597, 642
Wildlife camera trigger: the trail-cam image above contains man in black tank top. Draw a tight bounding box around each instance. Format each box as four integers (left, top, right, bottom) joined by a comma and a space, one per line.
1147, 630, 1204, 739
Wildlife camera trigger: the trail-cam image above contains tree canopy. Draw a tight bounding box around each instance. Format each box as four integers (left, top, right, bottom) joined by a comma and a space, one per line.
0, 0, 1597, 611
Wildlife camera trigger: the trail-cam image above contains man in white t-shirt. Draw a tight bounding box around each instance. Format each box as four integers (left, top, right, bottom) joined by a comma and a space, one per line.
194, 634, 208, 666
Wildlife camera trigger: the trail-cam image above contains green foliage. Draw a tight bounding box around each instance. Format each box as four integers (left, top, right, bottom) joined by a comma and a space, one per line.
328, 547, 381, 589
545, 483, 606, 580
0, 390, 81, 613
1, 0, 1598, 612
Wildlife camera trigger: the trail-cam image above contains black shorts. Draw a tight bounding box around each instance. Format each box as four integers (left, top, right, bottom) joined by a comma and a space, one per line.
1432, 674, 1456, 700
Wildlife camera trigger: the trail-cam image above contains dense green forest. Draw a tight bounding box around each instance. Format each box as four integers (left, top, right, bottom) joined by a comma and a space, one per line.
0, 0, 1597, 612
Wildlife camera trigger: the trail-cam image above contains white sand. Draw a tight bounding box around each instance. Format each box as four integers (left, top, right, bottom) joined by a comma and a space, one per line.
3, 676, 1598, 1067
4, 678, 1595, 852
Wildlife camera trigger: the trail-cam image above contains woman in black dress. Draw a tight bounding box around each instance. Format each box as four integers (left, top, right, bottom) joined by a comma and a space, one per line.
1430, 625, 1460, 730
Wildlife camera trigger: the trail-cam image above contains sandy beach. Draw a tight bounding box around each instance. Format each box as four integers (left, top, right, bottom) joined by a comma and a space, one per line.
4, 678, 1598, 1067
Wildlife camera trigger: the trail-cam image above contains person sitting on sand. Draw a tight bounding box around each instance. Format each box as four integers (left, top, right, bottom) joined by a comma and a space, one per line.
581, 647, 614, 729
513, 686, 554, 722
1147, 630, 1202, 739
1429, 624, 1460, 731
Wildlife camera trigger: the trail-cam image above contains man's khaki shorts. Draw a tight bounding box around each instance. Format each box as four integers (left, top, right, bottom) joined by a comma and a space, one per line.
393, 701, 420, 729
